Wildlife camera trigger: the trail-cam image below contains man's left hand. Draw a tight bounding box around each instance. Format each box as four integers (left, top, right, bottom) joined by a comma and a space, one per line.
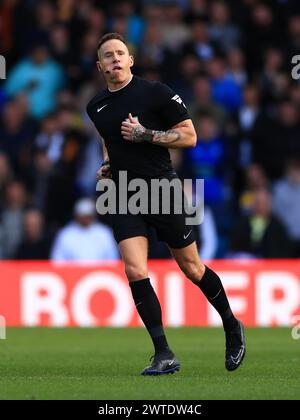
121, 113, 146, 142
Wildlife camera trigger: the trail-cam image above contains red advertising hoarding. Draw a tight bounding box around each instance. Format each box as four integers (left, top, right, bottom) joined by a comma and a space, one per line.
0, 260, 299, 327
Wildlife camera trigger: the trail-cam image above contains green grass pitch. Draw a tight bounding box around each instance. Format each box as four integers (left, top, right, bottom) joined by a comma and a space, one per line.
0, 327, 299, 400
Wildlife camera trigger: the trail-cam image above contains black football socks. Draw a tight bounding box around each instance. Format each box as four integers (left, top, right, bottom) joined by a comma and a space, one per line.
194, 265, 239, 331
129, 278, 170, 354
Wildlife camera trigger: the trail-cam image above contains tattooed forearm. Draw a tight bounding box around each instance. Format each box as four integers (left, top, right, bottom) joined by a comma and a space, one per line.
152, 130, 181, 144
130, 125, 181, 144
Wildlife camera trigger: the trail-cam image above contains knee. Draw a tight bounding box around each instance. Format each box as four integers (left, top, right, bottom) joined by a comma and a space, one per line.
125, 263, 148, 282
181, 260, 205, 283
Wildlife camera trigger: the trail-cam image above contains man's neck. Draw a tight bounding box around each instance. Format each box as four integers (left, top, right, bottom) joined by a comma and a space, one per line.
108, 74, 133, 92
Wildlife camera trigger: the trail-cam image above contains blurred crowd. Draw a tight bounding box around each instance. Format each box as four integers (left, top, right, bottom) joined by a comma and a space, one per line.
1, 0, 300, 260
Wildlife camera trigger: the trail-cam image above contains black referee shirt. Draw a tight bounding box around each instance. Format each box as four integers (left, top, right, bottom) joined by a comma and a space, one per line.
86, 75, 190, 178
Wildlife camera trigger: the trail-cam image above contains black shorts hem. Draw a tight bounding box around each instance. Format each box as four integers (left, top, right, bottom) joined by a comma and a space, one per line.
116, 232, 148, 244
163, 233, 196, 249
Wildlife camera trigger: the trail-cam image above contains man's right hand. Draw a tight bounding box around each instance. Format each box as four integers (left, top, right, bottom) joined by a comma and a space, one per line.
97, 160, 112, 180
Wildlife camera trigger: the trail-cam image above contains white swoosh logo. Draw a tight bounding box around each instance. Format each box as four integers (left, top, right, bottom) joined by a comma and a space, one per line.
168, 359, 175, 366
183, 229, 192, 240
230, 347, 244, 364
97, 104, 108, 112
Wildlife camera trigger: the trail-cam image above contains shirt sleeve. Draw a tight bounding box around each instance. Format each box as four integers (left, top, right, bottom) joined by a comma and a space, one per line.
86, 102, 94, 122
154, 82, 190, 129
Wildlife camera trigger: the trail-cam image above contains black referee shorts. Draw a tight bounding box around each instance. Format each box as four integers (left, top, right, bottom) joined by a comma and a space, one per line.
108, 172, 196, 249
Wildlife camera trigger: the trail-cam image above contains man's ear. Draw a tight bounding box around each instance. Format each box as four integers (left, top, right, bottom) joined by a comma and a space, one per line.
129, 55, 134, 68
96, 60, 103, 73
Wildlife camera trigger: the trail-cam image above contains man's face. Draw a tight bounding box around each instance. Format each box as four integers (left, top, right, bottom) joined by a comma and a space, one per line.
97, 39, 133, 84
31, 46, 48, 65
76, 214, 95, 227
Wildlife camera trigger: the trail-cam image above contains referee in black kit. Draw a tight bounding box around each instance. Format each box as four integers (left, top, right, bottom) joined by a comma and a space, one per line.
87, 33, 245, 376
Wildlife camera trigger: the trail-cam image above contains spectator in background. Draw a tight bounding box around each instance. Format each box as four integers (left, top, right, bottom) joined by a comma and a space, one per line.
4, 43, 65, 119
170, 54, 202, 102
238, 163, 269, 215
31, 108, 85, 213
183, 113, 226, 207
109, 0, 145, 50
86, 7, 106, 39
136, 22, 165, 70
185, 0, 208, 19
188, 74, 227, 130
22, 0, 57, 51
160, 2, 191, 51
273, 159, 300, 257
226, 48, 247, 88
0, 99, 37, 175
260, 47, 287, 105
50, 23, 72, 67
207, 55, 243, 113
30, 150, 53, 213
252, 99, 300, 180
76, 135, 103, 196
45, 128, 88, 227
244, 3, 281, 73
75, 31, 101, 86
14, 209, 52, 260
50, 198, 119, 261
49, 23, 78, 91
0, 180, 28, 259
208, 0, 240, 54
183, 17, 216, 63
238, 84, 261, 139
35, 112, 64, 164
230, 189, 292, 259
230, 83, 261, 181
